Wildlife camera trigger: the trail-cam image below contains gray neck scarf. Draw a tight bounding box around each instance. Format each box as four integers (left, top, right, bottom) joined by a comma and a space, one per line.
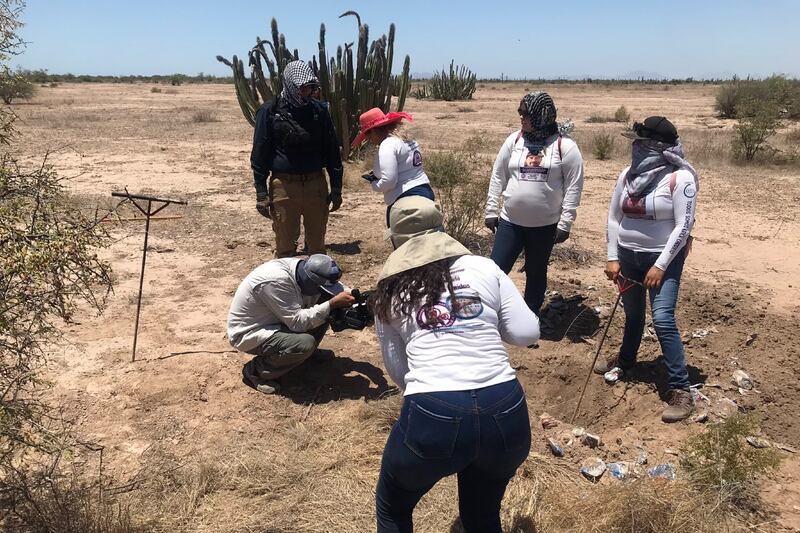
280, 60, 318, 108
626, 140, 699, 197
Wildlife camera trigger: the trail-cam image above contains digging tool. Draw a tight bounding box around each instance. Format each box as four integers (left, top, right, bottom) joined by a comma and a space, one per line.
570, 275, 642, 424
111, 190, 187, 362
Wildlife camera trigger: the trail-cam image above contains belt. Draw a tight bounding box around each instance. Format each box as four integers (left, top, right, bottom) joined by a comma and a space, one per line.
271, 171, 324, 182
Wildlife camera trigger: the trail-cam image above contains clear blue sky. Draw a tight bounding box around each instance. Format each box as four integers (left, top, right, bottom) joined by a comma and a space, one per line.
16, 0, 800, 79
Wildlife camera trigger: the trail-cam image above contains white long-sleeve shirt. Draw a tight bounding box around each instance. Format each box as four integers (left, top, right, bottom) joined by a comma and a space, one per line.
375, 255, 540, 395
485, 132, 584, 231
371, 136, 431, 205
607, 167, 697, 271
227, 258, 331, 352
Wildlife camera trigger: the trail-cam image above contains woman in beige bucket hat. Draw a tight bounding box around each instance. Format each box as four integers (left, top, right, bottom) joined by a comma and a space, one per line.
372, 196, 539, 533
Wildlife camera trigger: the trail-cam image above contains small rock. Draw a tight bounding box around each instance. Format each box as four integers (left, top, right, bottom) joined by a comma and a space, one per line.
746, 436, 771, 449
581, 432, 602, 448
648, 463, 676, 480
693, 411, 709, 423
664, 448, 679, 456
607, 462, 629, 480
539, 413, 559, 429
199, 392, 209, 402
256, 240, 270, 248
744, 333, 758, 346
732, 370, 754, 390
580, 458, 606, 482
546, 438, 563, 457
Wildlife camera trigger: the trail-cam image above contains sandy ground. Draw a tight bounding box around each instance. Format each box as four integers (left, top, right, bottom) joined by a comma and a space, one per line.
11, 82, 800, 531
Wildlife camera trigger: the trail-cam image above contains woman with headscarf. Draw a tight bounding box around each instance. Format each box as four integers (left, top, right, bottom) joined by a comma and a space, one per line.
484, 91, 585, 316
250, 60, 344, 258
372, 196, 539, 533
351, 107, 435, 226
596, 116, 699, 423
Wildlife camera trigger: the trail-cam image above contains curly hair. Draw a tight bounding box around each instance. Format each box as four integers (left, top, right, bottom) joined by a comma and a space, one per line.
372, 257, 462, 324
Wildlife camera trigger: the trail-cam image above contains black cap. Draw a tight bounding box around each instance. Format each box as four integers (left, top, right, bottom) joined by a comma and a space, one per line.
622, 116, 679, 144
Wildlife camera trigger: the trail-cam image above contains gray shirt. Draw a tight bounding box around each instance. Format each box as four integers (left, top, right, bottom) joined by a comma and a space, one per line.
227, 258, 332, 352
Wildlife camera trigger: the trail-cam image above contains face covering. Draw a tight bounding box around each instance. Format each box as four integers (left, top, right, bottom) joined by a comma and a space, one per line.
280, 60, 319, 108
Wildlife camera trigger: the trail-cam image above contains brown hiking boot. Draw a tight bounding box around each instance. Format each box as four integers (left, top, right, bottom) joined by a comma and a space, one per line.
662, 389, 695, 423
593, 355, 619, 375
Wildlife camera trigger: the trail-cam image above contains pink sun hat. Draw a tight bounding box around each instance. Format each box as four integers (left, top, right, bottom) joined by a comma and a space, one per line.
351, 107, 413, 148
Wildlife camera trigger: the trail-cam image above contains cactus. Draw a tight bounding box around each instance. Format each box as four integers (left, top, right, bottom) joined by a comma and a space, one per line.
216, 13, 411, 159
425, 60, 477, 101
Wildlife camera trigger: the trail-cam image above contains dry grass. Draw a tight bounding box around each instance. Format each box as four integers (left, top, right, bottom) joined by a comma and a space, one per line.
191, 110, 220, 123
103, 392, 746, 533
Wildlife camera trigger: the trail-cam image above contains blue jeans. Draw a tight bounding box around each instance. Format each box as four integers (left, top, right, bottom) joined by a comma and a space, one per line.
375, 379, 531, 533
490, 219, 557, 315
386, 184, 436, 227
618, 246, 690, 391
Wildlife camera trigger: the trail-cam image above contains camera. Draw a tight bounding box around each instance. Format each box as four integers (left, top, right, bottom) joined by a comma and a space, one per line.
329, 289, 374, 332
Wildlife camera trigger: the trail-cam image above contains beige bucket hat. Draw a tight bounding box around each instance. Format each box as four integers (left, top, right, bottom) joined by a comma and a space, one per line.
378, 196, 471, 281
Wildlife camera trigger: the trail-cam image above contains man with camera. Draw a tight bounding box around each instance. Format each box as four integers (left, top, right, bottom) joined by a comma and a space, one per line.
227, 254, 356, 394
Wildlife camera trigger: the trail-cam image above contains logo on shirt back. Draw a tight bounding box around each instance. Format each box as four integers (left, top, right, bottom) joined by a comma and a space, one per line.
412, 150, 422, 167
415, 292, 484, 330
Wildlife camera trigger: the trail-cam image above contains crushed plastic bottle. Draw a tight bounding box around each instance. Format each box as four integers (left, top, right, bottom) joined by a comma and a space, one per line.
604, 366, 623, 385
546, 438, 564, 457
607, 462, 629, 480
745, 436, 771, 449
648, 463, 677, 481
732, 369, 754, 390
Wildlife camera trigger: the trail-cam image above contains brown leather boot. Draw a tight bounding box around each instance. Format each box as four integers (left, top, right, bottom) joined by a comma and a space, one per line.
662, 389, 695, 423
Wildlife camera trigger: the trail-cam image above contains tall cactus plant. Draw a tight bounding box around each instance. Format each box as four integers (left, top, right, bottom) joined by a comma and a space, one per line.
217, 13, 411, 159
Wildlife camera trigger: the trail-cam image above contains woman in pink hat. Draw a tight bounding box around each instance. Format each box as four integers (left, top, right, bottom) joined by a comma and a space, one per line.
353, 107, 435, 226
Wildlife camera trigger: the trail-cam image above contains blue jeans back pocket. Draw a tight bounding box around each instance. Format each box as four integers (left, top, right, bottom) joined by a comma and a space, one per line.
492, 394, 531, 452
403, 400, 462, 460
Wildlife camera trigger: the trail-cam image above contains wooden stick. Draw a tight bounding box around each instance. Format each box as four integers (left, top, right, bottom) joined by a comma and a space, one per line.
301, 385, 323, 422
571, 291, 623, 424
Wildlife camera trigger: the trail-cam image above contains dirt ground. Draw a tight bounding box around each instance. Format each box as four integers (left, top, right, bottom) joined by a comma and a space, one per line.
12, 82, 800, 531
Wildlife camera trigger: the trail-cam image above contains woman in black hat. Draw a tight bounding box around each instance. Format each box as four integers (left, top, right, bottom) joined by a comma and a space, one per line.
598, 116, 699, 423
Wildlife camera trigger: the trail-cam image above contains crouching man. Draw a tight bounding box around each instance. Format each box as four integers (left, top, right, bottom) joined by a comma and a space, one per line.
227, 254, 355, 394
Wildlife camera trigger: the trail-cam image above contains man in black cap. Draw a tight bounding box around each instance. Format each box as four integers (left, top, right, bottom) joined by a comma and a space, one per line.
227, 254, 355, 393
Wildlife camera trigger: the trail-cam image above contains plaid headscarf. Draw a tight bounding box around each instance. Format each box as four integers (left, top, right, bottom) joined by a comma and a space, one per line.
280, 60, 318, 108
520, 91, 558, 142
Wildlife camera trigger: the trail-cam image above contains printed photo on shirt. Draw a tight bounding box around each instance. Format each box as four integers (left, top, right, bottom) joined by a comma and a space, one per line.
416, 292, 485, 330
519, 148, 548, 182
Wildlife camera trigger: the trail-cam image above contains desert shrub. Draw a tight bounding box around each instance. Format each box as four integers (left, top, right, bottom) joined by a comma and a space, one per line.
150, 86, 161, 93
456, 106, 475, 113
426, 60, 476, 101
715, 76, 800, 119
1, 458, 144, 532
614, 105, 630, 123
0, 155, 113, 525
424, 137, 489, 248
586, 113, 614, 123
732, 98, 781, 161
592, 132, 615, 160
191, 109, 219, 123
0, 70, 35, 103
681, 414, 781, 507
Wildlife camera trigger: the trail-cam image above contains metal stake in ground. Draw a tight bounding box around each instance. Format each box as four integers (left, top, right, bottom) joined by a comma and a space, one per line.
570, 276, 641, 424
111, 190, 187, 362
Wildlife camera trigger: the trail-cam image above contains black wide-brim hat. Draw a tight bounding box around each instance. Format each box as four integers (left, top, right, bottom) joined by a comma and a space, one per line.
622, 116, 679, 144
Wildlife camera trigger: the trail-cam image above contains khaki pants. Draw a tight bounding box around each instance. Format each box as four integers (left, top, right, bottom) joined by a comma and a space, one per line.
269, 171, 329, 258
